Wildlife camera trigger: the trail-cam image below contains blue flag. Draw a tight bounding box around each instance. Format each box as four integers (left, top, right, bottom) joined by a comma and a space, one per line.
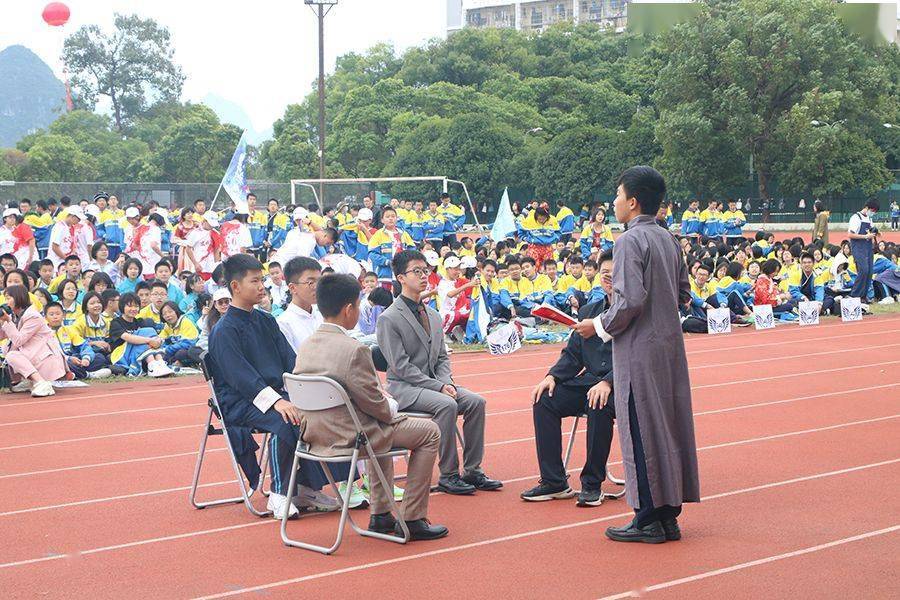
490, 187, 516, 243
219, 131, 249, 211
464, 287, 491, 344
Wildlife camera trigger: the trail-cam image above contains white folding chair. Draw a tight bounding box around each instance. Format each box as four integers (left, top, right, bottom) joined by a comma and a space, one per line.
188, 352, 271, 517
281, 373, 411, 555
562, 412, 626, 500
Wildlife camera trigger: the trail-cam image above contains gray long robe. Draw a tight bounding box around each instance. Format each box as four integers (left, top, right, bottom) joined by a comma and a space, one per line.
592, 214, 701, 509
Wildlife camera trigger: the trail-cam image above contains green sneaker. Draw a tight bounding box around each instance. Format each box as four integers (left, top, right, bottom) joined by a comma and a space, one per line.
361, 474, 404, 502
337, 482, 369, 509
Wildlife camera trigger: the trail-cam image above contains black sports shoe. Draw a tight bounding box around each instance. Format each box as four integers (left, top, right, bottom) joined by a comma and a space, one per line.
520, 481, 576, 502
462, 471, 503, 491
661, 517, 681, 541
576, 488, 603, 507
436, 474, 476, 495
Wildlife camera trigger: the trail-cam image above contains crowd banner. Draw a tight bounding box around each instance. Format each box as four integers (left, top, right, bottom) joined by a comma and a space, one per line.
798, 301, 820, 326
464, 287, 491, 344
490, 187, 516, 243
706, 307, 731, 334
752, 304, 775, 330
215, 130, 250, 212
487, 322, 522, 355
840, 297, 863, 322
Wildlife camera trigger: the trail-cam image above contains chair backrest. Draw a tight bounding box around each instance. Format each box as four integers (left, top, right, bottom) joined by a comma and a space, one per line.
199, 350, 213, 383
283, 373, 369, 435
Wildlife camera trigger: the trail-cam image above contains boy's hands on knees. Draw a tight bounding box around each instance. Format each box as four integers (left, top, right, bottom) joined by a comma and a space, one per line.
532, 375, 555, 403
274, 399, 302, 425
441, 384, 457, 399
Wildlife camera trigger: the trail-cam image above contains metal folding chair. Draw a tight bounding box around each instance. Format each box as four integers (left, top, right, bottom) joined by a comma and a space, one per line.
281, 373, 411, 555
188, 352, 271, 517
562, 412, 626, 500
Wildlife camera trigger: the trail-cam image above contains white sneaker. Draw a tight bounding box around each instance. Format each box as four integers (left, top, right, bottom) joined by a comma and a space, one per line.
10, 380, 31, 393
86, 368, 112, 379
147, 360, 174, 378
294, 486, 340, 512
266, 492, 299, 520
31, 380, 55, 397
878, 296, 896, 305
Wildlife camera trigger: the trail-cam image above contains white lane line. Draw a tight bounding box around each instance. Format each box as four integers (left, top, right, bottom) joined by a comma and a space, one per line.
597, 525, 900, 599
187, 458, 900, 600
0, 404, 202, 427
0, 384, 207, 408
693, 360, 900, 390
0, 425, 201, 451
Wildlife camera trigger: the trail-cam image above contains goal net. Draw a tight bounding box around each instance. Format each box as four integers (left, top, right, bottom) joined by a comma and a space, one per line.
290, 176, 484, 230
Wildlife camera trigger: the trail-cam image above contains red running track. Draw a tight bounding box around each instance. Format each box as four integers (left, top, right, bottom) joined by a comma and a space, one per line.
1, 315, 899, 599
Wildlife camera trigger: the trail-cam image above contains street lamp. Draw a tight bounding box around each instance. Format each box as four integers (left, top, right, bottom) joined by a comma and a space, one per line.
305, 0, 338, 209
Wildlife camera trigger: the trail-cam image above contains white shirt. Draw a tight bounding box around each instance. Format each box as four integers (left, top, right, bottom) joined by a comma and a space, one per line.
135, 224, 163, 275
848, 211, 871, 234
276, 302, 323, 352
73, 222, 95, 266
266, 278, 289, 308
221, 221, 252, 258
185, 227, 217, 273
48, 221, 74, 268
273, 229, 317, 265
437, 277, 458, 317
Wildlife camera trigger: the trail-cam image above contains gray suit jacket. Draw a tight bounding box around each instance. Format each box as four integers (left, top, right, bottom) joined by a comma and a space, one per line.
376, 295, 454, 409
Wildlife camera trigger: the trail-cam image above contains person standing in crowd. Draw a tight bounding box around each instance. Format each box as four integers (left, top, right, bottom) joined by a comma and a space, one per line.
209, 254, 338, 519
722, 199, 746, 246
573, 166, 700, 544
438, 193, 465, 247
294, 273, 448, 541
183, 211, 221, 280
48, 206, 84, 270
556, 200, 575, 244
127, 212, 166, 279
377, 250, 503, 496
890, 200, 899, 231
522, 249, 617, 507
368, 206, 415, 289
848, 200, 879, 304
519, 204, 560, 270
0, 208, 36, 269
219, 209, 252, 260
679, 200, 702, 241
813, 200, 830, 244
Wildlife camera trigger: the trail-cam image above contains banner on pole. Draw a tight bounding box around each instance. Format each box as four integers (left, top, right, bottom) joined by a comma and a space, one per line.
220, 131, 250, 212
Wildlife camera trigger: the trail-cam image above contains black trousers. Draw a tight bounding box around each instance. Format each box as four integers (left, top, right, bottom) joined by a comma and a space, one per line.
533, 381, 615, 491
628, 391, 681, 527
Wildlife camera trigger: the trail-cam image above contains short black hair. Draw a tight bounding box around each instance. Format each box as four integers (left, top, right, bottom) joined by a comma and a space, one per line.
761, 259, 781, 276
392, 250, 427, 277
119, 292, 140, 312
568, 255, 584, 266
90, 241, 108, 260
0, 253, 17, 267
482, 259, 498, 271
123, 258, 143, 278
44, 300, 63, 315
800, 252, 815, 263
154, 259, 174, 272
597, 249, 614, 268
223, 254, 263, 288
65, 255, 81, 265
695, 263, 711, 275
101, 289, 120, 305
864, 200, 880, 212
616, 166, 666, 216
283, 256, 321, 284
135, 280, 151, 293
726, 261, 744, 279
368, 286, 393, 308
520, 256, 536, 266
81, 291, 103, 314
381, 206, 397, 217
321, 227, 338, 244
88, 272, 114, 291
149, 279, 168, 292
316, 274, 361, 318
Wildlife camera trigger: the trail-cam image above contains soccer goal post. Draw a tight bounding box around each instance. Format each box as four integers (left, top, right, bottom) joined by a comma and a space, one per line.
290, 176, 483, 229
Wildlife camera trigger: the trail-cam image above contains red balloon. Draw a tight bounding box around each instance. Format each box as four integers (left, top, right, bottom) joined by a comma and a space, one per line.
42, 2, 70, 27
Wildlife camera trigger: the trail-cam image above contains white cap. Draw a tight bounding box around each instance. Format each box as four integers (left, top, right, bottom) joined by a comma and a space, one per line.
423, 250, 440, 267
2, 208, 21, 218
212, 288, 232, 302
460, 255, 477, 269
154, 207, 169, 221
125, 207, 140, 219
292, 207, 309, 222
203, 211, 220, 227
444, 256, 462, 269
67, 206, 85, 221
84, 204, 101, 218
358, 208, 373, 221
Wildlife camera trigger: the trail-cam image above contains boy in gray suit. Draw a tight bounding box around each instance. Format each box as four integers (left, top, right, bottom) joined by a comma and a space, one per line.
376, 250, 503, 495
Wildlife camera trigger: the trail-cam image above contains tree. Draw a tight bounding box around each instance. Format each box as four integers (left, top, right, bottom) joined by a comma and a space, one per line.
63, 14, 184, 131
654, 0, 895, 200
258, 104, 319, 182
146, 106, 240, 183
16, 134, 99, 181
532, 126, 626, 202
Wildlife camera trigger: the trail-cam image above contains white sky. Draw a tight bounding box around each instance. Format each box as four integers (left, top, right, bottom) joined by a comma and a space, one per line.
2, 1, 448, 132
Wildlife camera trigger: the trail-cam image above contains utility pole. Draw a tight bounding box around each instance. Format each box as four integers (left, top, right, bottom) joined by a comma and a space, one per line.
305, 1, 337, 210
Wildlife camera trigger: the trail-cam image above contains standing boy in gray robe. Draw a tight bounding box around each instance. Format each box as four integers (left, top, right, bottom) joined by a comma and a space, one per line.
573, 166, 700, 544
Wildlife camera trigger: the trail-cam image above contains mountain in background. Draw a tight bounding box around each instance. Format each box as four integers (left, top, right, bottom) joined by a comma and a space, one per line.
201, 93, 272, 145
0, 45, 66, 148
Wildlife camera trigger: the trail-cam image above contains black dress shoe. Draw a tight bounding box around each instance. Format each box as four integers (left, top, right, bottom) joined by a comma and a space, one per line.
368, 512, 397, 534
398, 518, 449, 541
605, 520, 666, 544
463, 471, 503, 491
661, 517, 681, 541
437, 474, 476, 495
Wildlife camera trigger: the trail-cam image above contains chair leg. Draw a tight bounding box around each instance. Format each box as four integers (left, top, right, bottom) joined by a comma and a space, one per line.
562, 415, 581, 472
189, 407, 245, 509
603, 466, 627, 500
255, 433, 270, 497
356, 448, 409, 544
281, 451, 359, 555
